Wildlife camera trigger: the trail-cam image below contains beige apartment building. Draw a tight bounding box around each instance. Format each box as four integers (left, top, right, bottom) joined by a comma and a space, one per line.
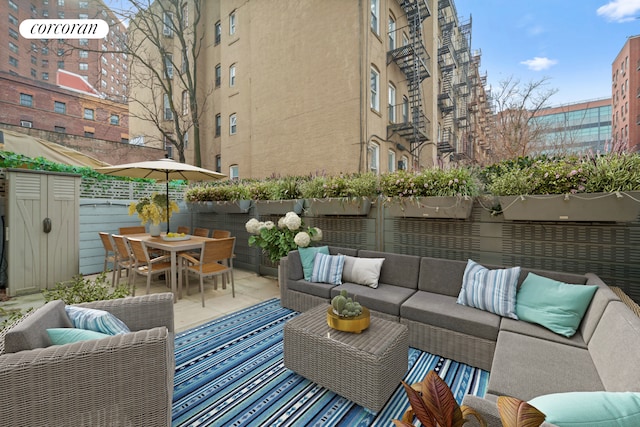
129, 0, 490, 179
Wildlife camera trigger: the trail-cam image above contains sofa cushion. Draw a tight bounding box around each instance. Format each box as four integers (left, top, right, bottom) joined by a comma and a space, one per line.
331, 282, 414, 317
359, 250, 420, 290
457, 260, 520, 319
298, 246, 329, 281
402, 291, 501, 341
310, 253, 344, 285
417, 257, 504, 297
499, 318, 587, 349
288, 278, 336, 299
528, 392, 640, 427
488, 331, 603, 401
4, 300, 74, 353
341, 255, 384, 288
588, 301, 640, 392
46, 328, 112, 345
579, 274, 621, 344
65, 306, 131, 335
516, 273, 597, 337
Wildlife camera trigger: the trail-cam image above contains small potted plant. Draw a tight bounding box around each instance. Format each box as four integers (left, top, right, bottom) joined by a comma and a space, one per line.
301, 173, 378, 216
327, 290, 370, 333
128, 193, 179, 235
381, 167, 479, 219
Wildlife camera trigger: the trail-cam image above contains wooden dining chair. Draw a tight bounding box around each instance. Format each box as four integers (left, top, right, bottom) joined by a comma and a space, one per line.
180, 237, 235, 307
212, 229, 231, 239
98, 232, 118, 285
193, 227, 210, 237
176, 226, 191, 235
111, 234, 136, 290
127, 238, 172, 295
118, 226, 146, 235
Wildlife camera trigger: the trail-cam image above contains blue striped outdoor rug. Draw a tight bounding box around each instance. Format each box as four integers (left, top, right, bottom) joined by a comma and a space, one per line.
172, 298, 489, 426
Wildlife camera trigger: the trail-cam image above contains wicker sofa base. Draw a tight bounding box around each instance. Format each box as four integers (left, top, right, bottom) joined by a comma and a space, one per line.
284, 304, 408, 412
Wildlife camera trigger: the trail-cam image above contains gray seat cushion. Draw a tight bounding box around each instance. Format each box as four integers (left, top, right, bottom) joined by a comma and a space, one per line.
331, 282, 415, 317
488, 331, 603, 401
359, 250, 421, 290
288, 279, 336, 299
4, 300, 73, 353
499, 318, 587, 349
401, 291, 501, 341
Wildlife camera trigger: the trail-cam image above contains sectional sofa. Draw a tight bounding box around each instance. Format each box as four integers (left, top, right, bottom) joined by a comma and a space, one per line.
279, 247, 640, 427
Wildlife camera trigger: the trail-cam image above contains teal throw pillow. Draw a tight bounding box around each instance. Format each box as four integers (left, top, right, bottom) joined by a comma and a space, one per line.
298, 246, 329, 281
516, 273, 597, 337
529, 392, 640, 427
65, 306, 130, 335
47, 328, 112, 345
456, 259, 520, 319
310, 253, 345, 285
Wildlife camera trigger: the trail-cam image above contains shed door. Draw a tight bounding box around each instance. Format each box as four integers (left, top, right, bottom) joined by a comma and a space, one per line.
7, 171, 79, 296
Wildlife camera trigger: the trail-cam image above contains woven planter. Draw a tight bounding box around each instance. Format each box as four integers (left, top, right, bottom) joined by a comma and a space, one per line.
385, 196, 474, 219
305, 197, 372, 216
499, 192, 640, 222
186, 200, 252, 214
254, 199, 305, 215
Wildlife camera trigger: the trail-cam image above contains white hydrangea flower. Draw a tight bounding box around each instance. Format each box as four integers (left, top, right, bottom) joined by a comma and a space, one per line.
283, 212, 302, 230
264, 221, 275, 230
277, 217, 286, 229
257, 221, 268, 232
310, 227, 323, 241
245, 218, 261, 234
294, 231, 311, 247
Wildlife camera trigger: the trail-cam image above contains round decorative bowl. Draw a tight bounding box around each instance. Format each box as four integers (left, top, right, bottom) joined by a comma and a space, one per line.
326, 306, 370, 334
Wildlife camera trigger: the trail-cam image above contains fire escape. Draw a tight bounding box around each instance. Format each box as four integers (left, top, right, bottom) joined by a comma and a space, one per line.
387, 0, 431, 164
454, 17, 473, 161
437, 0, 457, 154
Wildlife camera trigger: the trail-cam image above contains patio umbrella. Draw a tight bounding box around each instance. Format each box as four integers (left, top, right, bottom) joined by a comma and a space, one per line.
96, 158, 226, 232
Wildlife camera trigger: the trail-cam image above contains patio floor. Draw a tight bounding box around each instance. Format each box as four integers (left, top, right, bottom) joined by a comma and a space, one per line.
0, 268, 281, 333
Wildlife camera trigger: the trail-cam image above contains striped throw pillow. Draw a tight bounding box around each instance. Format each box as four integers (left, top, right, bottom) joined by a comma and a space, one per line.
310, 253, 345, 285
65, 306, 131, 335
456, 259, 521, 319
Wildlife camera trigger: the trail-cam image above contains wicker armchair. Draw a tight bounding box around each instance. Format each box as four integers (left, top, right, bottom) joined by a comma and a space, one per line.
0, 293, 175, 427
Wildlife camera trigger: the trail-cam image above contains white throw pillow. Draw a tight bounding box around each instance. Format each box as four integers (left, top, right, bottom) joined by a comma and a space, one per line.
341, 256, 384, 288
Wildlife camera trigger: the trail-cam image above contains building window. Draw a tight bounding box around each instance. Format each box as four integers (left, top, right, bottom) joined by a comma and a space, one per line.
402, 96, 409, 123
79, 50, 88, 58
164, 94, 173, 120
54, 126, 66, 133
182, 90, 189, 115
368, 142, 379, 174
31, 68, 37, 78
388, 83, 396, 122
79, 38, 88, 46
215, 21, 221, 44
215, 64, 221, 87
84, 131, 94, 137
370, 66, 379, 111
388, 15, 396, 50
9, 42, 18, 54
388, 150, 396, 172
229, 64, 236, 87
84, 108, 94, 120
20, 93, 33, 107
8, 0, 17, 11
42, 72, 49, 80
229, 113, 237, 135
370, 0, 379, 35
21, 120, 33, 128
9, 57, 18, 67
78, 13, 88, 19
165, 54, 173, 79
110, 114, 119, 125
79, 1, 88, 8
229, 11, 236, 35
181, 48, 188, 73
182, 4, 188, 27
58, 0, 64, 5
42, 59, 48, 67
230, 165, 239, 180
9, 14, 19, 25
79, 63, 88, 71
54, 101, 66, 114
400, 155, 409, 170
9, 28, 19, 40
163, 12, 173, 37
58, 11, 64, 18
57, 60, 64, 69
215, 113, 221, 136
215, 155, 221, 173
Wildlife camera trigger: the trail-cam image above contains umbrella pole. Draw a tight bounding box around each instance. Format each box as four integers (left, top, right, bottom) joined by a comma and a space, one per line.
166, 179, 170, 233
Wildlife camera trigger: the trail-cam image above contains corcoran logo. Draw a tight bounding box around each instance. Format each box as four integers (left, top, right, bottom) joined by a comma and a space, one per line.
19, 19, 109, 39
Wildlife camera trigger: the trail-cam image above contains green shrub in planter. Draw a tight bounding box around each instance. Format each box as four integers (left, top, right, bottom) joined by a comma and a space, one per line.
381, 167, 479, 197
300, 173, 378, 199
42, 273, 132, 304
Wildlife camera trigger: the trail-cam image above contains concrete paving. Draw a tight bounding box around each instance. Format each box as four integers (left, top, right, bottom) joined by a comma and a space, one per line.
0, 268, 281, 333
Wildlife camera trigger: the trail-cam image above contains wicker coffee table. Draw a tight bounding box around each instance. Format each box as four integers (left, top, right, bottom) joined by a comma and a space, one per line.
283, 304, 409, 412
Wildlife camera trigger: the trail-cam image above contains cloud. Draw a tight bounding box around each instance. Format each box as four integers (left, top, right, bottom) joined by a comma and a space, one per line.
597, 0, 640, 22
520, 57, 558, 71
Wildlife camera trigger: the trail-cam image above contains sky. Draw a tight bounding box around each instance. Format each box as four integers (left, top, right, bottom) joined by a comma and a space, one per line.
455, 0, 640, 106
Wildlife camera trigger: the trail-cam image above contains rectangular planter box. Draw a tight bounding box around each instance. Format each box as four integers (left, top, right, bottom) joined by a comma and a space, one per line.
499, 192, 640, 222
305, 197, 372, 216
385, 196, 474, 219
186, 200, 252, 214
254, 199, 305, 215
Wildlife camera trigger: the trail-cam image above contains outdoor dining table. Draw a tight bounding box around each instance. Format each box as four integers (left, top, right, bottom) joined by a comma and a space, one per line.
126, 233, 216, 302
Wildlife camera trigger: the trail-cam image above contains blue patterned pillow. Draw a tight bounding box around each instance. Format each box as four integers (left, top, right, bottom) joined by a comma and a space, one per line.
65, 306, 130, 335
310, 253, 345, 285
456, 259, 521, 319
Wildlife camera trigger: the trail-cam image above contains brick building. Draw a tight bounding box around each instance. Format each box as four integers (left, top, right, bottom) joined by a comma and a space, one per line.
612, 34, 640, 151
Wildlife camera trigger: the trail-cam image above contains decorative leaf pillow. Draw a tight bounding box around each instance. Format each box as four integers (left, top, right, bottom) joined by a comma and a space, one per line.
456, 259, 520, 319
310, 253, 345, 285
516, 273, 598, 337
65, 306, 130, 335
341, 256, 385, 289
